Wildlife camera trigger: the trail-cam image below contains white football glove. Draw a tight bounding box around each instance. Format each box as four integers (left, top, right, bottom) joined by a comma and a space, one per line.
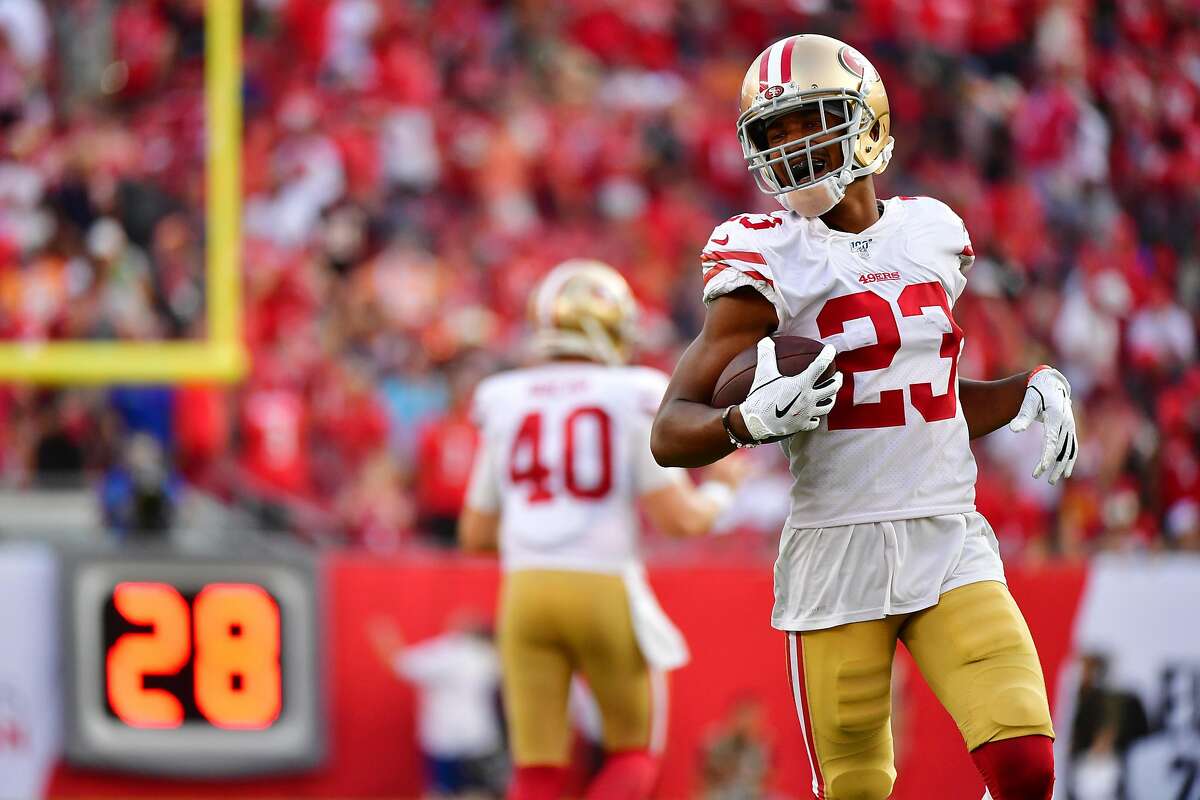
738, 338, 843, 442
1009, 366, 1078, 485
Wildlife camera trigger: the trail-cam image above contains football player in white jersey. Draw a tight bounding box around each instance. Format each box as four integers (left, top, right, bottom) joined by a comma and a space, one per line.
459, 260, 743, 800
651, 34, 1078, 800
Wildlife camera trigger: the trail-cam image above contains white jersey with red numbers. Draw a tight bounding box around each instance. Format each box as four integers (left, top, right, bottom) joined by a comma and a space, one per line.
466, 362, 682, 574
703, 195, 977, 529
702, 195, 1003, 631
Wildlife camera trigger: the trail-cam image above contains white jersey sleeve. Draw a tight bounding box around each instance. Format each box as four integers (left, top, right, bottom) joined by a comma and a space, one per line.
699, 214, 785, 323
625, 368, 686, 495
906, 197, 974, 303
464, 434, 500, 512
464, 375, 504, 511
469, 373, 499, 429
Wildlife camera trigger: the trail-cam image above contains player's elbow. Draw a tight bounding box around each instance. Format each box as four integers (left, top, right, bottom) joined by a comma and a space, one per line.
457, 509, 499, 554
650, 430, 672, 467
650, 411, 684, 467
459, 533, 486, 554
660, 512, 710, 539
651, 432, 717, 469
459, 531, 493, 554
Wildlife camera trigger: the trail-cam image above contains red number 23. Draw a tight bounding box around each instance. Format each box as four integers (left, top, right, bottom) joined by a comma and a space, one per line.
816, 281, 963, 431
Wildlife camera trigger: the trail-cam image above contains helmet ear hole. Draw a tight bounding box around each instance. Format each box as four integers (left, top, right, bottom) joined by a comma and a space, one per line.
869, 120, 882, 141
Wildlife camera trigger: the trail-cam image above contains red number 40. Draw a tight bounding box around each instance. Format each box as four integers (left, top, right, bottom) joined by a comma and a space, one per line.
509, 408, 613, 502
816, 281, 963, 431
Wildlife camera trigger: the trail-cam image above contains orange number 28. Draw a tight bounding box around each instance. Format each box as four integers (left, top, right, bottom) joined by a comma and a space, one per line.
106, 582, 282, 730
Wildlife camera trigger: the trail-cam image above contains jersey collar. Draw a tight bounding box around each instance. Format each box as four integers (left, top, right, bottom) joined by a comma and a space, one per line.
807, 197, 903, 240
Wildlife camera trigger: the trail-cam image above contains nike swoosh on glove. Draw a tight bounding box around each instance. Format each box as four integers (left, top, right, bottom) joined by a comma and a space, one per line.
738, 338, 843, 443
1009, 365, 1078, 485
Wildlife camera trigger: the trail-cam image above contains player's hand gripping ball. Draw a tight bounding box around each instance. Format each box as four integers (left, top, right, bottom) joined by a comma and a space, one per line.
1009, 365, 1078, 484
712, 336, 841, 443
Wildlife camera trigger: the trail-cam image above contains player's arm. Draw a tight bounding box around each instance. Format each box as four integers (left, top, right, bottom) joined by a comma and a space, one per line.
947, 208, 1077, 483
651, 288, 840, 467
650, 289, 777, 467
640, 457, 746, 538
366, 617, 406, 670
459, 508, 500, 553
959, 374, 1030, 439
960, 366, 1078, 484
457, 435, 501, 553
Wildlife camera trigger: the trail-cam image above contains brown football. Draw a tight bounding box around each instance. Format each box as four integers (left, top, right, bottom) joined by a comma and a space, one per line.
711, 335, 833, 408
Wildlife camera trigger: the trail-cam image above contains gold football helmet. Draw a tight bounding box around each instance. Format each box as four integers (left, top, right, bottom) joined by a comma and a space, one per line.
529, 260, 638, 365
738, 34, 893, 216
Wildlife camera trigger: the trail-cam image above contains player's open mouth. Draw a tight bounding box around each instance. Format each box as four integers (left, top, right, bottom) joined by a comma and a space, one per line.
786, 154, 828, 182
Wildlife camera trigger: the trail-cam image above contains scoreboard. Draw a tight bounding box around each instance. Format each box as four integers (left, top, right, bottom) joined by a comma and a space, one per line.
61, 549, 324, 776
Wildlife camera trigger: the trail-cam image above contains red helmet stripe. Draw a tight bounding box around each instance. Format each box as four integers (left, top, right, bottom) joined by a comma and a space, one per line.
780, 37, 796, 83
758, 47, 770, 86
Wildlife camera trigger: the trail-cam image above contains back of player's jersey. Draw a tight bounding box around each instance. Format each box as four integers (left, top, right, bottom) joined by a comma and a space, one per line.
470, 362, 673, 573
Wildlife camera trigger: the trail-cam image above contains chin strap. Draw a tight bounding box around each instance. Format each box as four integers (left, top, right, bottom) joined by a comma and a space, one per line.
777, 170, 849, 216
777, 137, 894, 217
777, 137, 861, 216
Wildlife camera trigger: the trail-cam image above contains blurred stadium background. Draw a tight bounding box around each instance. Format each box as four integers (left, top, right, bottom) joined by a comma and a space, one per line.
0, 0, 1197, 798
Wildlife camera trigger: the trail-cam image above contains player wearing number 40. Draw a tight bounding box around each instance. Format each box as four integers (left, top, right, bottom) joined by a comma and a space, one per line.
650, 33, 1079, 800
457, 260, 746, 800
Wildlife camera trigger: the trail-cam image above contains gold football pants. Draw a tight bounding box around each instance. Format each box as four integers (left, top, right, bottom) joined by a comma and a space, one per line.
499, 569, 661, 765
784, 580, 1054, 800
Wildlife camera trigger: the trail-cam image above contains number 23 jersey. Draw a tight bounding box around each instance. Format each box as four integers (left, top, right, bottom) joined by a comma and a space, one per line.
703, 196, 977, 530
467, 362, 680, 573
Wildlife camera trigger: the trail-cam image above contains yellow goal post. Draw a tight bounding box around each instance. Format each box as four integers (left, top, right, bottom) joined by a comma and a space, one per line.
0, 1, 246, 384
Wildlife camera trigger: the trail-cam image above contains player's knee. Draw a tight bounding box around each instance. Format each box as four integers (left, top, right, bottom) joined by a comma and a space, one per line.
988, 682, 1052, 730
826, 765, 895, 800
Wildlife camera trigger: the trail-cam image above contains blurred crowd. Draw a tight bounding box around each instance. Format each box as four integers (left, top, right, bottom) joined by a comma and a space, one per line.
0, 0, 1197, 558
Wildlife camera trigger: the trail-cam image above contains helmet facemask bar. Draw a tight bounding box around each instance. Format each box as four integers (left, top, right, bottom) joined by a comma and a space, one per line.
738, 91, 873, 197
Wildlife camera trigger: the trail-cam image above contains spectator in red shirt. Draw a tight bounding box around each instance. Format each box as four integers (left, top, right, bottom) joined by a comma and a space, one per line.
414, 361, 484, 547
5, 0, 1200, 557
237, 356, 313, 499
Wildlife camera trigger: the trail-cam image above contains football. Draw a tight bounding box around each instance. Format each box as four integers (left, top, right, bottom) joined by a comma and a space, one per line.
711, 335, 834, 408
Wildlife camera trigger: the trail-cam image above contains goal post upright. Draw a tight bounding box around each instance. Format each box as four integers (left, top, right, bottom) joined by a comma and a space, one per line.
0, 0, 247, 385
